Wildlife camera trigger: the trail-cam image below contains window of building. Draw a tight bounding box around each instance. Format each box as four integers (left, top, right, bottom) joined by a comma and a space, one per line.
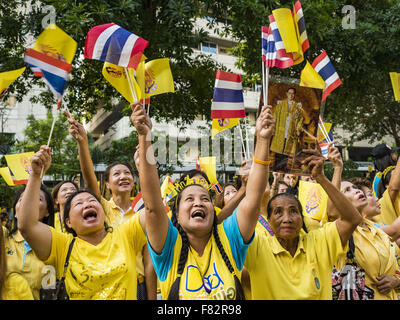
201, 42, 217, 54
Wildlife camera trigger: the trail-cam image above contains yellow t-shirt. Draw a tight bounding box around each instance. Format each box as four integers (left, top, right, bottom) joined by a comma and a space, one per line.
149, 212, 251, 300
101, 197, 145, 282
43, 213, 147, 300
245, 221, 347, 300
54, 212, 67, 234
335, 218, 400, 300
377, 189, 400, 226
3, 227, 46, 300
2, 272, 34, 300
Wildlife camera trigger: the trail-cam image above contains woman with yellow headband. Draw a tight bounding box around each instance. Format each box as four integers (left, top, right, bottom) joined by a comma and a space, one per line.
131, 102, 275, 300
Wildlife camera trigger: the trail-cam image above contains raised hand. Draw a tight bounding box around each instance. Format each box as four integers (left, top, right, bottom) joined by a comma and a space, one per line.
130, 102, 152, 136
327, 142, 343, 169
256, 105, 275, 140
64, 110, 88, 144
30, 146, 52, 177
301, 141, 325, 179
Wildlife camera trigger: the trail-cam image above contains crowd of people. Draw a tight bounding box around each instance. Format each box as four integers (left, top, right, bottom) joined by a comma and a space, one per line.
1, 102, 400, 300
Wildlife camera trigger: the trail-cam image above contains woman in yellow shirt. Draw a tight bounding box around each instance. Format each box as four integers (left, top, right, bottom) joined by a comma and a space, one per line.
131, 103, 275, 300
66, 112, 157, 300
3, 184, 54, 300
51, 180, 78, 233
17, 146, 148, 300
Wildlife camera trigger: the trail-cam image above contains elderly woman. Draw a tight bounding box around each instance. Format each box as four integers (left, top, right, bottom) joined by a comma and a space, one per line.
242, 142, 362, 299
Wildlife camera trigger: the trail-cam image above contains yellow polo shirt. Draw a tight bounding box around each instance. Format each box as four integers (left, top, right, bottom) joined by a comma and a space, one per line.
376, 189, 400, 226
2, 272, 34, 300
335, 218, 400, 300
245, 221, 347, 300
3, 227, 45, 300
43, 213, 146, 300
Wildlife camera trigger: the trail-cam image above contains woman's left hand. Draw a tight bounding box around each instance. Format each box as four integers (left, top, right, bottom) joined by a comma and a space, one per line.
372, 275, 400, 295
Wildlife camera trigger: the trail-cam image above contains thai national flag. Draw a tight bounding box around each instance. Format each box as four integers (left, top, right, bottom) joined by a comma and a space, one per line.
262, 26, 293, 69
211, 70, 245, 119
84, 23, 148, 70
268, 15, 294, 60
312, 50, 342, 101
293, 0, 310, 53
131, 192, 145, 214
24, 49, 72, 108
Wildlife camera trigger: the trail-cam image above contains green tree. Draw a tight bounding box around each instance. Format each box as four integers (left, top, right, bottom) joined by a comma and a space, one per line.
15, 112, 80, 180
0, 0, 227, 125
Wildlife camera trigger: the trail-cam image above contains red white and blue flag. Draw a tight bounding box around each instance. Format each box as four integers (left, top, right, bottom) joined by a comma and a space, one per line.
211, 70, 245, 119
293, 0, 310, 53
131, 192, 145, 214
268, 15, 294, 60
84, 23, 148, 70
262, 26, 293, 69
24, 49, 72, 108
312, 50, 342, 101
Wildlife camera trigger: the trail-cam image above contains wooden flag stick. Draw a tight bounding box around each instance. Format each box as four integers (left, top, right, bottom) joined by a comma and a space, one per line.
244, 115, 251, 159
262, 61, 267, 105
238, 119, 247, 160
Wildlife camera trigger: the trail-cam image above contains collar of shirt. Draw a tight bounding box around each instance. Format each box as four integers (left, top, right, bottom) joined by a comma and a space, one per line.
269, 235, 306, 257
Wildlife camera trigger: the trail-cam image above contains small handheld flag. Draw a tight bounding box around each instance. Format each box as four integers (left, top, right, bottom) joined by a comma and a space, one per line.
0, 67, 26, 99
293, 0, 310, 53
131, 192, 145, 214
4, 152, 34, 184
0, 167, 15, 186
389, 72, 400, 101
311, 50, 342, 101
300, 61, 325, 89
24, 49, 72, 108
262, 26, 294, 69
211, 70, 245, 119
84, 23, 148, 70
211, 118, 239, 139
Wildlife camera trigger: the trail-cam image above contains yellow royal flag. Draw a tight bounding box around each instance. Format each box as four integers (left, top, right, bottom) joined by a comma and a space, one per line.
298, 180, 328, 222
4, 152, 34, 181
160, 175, 176, 199
198, 156, 219, 185
102, 61, 143, 103
211, 118, 239, 139
389, 72, 400, 101
0, 167, 15, 186
137, 58, 175, 98
272, 8, 303, 65
300, 61, 325, 89
34, 24, 77, 64
0, 67, 26, 96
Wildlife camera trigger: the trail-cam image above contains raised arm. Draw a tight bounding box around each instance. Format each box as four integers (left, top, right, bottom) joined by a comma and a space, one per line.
216, 161, 249, 224
65, 111, 100, 198
387, 155, 400, 204
18, 146, 52, 261
130, 102, 168, 254
326, 143, 343, 222
302, 145, 362, 247
236, 105, 275, 243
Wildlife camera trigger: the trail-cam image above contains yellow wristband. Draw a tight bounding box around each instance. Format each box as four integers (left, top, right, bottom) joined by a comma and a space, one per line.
253, 157, 271, 166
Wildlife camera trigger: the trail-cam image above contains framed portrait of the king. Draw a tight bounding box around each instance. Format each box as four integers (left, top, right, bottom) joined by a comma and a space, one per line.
257, 80, 323, 175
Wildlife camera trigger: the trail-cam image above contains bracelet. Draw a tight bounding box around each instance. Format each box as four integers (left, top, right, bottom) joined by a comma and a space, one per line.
253, 157, 271, 166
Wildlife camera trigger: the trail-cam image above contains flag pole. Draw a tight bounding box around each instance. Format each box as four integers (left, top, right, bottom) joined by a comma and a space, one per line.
244, 115, 251, 159
262, 61, 267, 105
238, 119, 247, 160
265, 66, 269, 106
40, 106, 57, 178
124, 67, 138, 103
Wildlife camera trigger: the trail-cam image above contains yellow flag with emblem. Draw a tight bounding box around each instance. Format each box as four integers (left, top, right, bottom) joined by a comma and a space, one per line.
0, 67, 26, 97
0, 167, 15, 186
390, 72, 400, 101
300, 61, 325, 89
102, 61, 143, 103
211, 118, 239, 139
298, 180, 328, 222
136, 58, 175, 98
4, 152, 34, 181
34, 24, 77, 64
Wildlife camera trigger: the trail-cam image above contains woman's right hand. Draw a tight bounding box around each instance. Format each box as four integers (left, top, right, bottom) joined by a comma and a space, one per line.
30, 146, 52, 177
130, 102, 152, 136
327, 143, 343, 169
65, 110, 88, 144
256, 105, 275, 140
